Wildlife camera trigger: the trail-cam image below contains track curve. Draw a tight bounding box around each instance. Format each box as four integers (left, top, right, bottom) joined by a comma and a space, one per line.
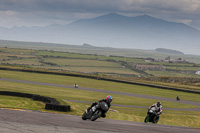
0, 109, 199, 133
0, 78, 200, 132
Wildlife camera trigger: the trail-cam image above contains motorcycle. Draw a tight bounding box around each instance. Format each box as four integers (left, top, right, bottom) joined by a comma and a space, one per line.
144, 107, 159, 124
82, 101, 109, 121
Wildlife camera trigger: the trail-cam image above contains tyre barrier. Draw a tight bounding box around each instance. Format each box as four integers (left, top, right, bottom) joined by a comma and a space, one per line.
45, 103, 70, 112
0, 91, 70, 112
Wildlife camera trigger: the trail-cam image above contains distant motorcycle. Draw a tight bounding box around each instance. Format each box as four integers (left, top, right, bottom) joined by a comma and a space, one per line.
82, 101, 109, 121
144, 107, 159, 124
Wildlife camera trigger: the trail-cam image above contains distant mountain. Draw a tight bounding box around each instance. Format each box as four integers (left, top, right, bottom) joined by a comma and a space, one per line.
0, 13, 200, 55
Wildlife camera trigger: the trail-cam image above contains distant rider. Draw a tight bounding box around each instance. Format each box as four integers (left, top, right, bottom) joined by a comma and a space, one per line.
148, 101, 163, 122
176, 96, 180, 101
87, 95, 113, 118
74, 83, 78, 88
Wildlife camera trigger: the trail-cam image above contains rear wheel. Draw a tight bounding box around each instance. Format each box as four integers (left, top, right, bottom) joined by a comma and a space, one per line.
91, 110, 102, 121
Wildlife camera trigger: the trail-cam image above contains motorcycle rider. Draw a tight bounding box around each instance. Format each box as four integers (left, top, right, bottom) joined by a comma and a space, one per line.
87, 95, 113, 118
148, 101, 163, 122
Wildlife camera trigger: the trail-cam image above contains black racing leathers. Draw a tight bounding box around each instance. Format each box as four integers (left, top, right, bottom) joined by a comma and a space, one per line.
88, 99, 111, 118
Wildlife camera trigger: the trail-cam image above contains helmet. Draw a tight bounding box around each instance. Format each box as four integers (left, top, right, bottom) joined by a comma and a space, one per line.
157, 101, 161, 107
106, 95, 113, 103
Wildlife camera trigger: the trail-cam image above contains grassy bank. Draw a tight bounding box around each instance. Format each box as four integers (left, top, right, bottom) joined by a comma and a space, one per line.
1, 70, 200, 102
0, 70, 200, 128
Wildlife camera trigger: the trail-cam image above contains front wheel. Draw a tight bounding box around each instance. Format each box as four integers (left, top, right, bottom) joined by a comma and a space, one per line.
144, 115, 149, 123
82, 112, 87, 120
153, 116, 158, 124
91, 110, 102, 121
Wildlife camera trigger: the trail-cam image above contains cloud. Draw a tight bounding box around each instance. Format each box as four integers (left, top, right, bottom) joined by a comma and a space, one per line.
0, 11, 20, 27
190, 19, 200, 30
0, 0, 200, 29
0, 0, 199, 13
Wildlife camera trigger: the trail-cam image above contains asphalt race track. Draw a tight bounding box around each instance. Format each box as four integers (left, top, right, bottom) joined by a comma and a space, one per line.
0, 109, 199, 133
0, 78, 200, 132
1, 78, 200, 110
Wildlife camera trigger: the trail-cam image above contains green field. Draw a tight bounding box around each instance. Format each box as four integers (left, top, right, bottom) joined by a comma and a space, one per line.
146, 70, 200, 78
41, 58, 139, 74
0, 70, 200, 128
1, 70, 200, 102
0, 95, 44, 110
1, 47, 200, 91
0, 45, 200, 128
1, 47, 200, 80
1, 40, 200, 63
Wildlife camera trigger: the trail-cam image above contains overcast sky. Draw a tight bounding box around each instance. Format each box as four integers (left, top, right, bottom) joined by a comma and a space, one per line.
0, 0, 200, 30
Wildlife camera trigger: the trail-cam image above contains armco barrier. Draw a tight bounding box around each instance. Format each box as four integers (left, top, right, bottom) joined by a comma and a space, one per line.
0, 91, 70, 112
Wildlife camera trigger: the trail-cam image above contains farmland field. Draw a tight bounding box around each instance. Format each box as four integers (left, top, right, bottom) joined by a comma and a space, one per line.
1, 47, 200, 78
1, 47, 200, 90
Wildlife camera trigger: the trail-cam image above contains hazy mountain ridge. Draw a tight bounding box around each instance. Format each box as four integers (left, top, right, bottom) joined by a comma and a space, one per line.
0, 13, 200, 55
155, 48, 184, 55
